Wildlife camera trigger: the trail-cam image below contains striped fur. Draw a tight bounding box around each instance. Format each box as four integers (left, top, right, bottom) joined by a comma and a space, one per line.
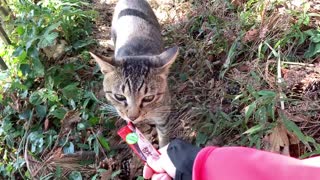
91, 0, 178, 147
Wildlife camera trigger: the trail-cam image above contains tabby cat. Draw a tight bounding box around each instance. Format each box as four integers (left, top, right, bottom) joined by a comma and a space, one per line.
90, 0, 178, 147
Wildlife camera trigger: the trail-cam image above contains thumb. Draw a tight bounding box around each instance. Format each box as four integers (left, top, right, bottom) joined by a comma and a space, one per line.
146, 156, 165, 173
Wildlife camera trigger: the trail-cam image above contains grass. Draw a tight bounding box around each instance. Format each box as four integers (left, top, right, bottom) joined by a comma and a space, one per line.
153, 0, 320, 153
0, 0, 320, 179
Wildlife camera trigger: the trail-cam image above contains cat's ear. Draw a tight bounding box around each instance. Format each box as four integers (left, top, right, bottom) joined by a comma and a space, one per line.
153, 46, 179, 75
89, 52, 115, 74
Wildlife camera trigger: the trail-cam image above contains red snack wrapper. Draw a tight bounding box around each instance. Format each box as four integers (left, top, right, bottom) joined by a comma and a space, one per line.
117, 123, 160, 163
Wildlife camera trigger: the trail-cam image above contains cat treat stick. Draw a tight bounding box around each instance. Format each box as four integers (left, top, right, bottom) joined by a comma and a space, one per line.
117, 122, 160, 171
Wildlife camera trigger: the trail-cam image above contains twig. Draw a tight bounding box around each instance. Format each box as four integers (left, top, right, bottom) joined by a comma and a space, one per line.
277, 47, 285, 110
281, 61, 315, 67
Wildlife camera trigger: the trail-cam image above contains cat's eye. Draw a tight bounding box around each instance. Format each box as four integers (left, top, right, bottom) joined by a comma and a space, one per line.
114, 94, 126, 101
142, 95, 155, 103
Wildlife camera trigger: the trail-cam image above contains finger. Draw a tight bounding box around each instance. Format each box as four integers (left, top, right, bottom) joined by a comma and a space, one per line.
143, 164, 154, 179
146, 157, 165, 173
151, 173, 172, 180
157, 152, 176, 178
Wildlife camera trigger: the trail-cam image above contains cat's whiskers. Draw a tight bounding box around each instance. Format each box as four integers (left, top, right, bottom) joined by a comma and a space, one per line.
100, 104, 120, 117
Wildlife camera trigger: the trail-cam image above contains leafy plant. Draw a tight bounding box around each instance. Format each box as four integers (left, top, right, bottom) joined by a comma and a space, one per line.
0, 0, 100, 178
304, 29, 320, 58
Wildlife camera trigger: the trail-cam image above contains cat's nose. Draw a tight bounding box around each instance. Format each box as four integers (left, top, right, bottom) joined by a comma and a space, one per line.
128, 115, 139, 121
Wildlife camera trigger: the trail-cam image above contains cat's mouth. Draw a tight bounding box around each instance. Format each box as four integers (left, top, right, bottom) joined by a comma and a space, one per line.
125, 117, 147, 124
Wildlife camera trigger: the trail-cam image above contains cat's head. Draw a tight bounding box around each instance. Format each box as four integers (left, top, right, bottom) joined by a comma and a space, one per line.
90, 46, 178, 123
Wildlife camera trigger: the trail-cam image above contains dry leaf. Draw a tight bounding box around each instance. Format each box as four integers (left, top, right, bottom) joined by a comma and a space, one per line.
44, 118, 49, 131
243, 29, 259, 42
231, 0, 245, 7
100, 169, 112, 179
61, 111, 81, 133
237, 64, 250, 72
263, 122, 299, 156
282, 110, 309, 123
259, 26, 268, 39
177, 83, 188, 93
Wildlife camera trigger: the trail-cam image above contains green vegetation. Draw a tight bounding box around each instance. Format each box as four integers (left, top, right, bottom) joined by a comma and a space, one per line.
0, 0, 104, 178
161, 0, 320, 156
0, 0, 319, 179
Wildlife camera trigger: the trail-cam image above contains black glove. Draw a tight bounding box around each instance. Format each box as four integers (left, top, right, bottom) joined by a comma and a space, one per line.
167, 139, 201, 180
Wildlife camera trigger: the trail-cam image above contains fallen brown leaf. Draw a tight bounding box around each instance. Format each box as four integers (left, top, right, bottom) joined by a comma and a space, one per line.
263, 122, 299, 156
61, 111, 81, 133
44, 118, 49, 131
243, 29, 259, 42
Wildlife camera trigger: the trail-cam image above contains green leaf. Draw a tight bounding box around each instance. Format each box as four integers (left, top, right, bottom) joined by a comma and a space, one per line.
196, 132, 207, 146
12, 47, 24, 57
257, 90, 276, 97
179, 73, 188, 82
219, 111, 232, 121
136, 176, 144, 180
305, 43, 320, 58
77, 123, 86, 130
255, 106, 267, 124
38, 32, 59, 48
17, 50, 27, 63
85, 91, 101, 103
20, 64, 31, 76
43, 22, 62, 35
266, 101, 275, 120
111, 170, 121, 179
91, 174, 98, 180
244, 101, 256, 122
63, 142, 75, 154
31, 57, 44, 77
246, 85, 259, 99
28, 131, 44, 153
54, 166, 62, 179
298, 31, 308, 45
19, 109, 32, 120
0, 71, 8, 81
281, 113, 307, 143
310, 33, 320, 43
45, 89, 59, 102
5, 135, 14, 148
306, 136, 316, 143
304, 29, 315, 37
62, 83, 80, 99
68, 171, 82, 180
36, 105, 47, 120
89, 117, 99, 126
51, 108, 66, 119
76, 143, 90, 149
0, 119, 13, 134
93, 139, 99, 155
29, 91, 43, 105
26, 38, 38, 52
243, 124, 263, 135
72, 39, 95, 50
98, 136, 110, 151
16, 25, 25, 35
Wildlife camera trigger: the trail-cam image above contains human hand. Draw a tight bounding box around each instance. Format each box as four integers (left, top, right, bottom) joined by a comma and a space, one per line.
143, 144, 176, 180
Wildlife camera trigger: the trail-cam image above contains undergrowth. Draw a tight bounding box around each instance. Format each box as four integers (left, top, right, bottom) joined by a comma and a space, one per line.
0, 0, 319, 179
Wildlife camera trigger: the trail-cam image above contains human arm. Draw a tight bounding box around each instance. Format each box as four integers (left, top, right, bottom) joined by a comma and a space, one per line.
144, 139, 320, 180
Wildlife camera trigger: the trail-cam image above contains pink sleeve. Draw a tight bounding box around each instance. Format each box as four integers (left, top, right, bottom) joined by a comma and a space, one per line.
193, 146, 320, 180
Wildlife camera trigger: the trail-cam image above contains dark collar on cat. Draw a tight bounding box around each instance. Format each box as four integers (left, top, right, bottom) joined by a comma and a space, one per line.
118, 8, 157, 27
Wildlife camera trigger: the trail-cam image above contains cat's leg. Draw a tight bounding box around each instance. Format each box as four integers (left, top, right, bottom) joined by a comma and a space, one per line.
155, 116, 170, 147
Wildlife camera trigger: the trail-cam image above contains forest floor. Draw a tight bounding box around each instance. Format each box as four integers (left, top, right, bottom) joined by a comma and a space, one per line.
1, 0, 320, 179
89, 0, 320, 179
